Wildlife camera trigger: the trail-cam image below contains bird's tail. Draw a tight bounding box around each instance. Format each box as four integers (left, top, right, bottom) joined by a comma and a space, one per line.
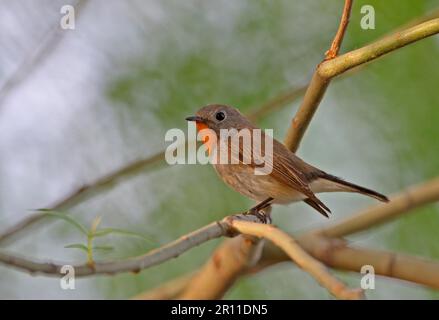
318, 173, 389, 202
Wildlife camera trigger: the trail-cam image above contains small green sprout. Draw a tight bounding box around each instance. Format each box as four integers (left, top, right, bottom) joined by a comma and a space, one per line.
37, 209, 155, 266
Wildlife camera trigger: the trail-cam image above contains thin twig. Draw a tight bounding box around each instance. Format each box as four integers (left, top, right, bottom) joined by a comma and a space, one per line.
325, 0, 353, 60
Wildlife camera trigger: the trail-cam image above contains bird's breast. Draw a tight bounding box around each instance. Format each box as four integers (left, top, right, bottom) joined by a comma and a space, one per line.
213, 163, 305, 203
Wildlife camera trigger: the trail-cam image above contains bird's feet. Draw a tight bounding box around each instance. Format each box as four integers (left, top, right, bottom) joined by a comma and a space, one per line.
244, 207, 272, 224
243, 198, 273, 224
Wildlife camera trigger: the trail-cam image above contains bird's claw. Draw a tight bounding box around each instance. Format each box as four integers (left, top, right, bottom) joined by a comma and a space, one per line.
244, 208, 271, 224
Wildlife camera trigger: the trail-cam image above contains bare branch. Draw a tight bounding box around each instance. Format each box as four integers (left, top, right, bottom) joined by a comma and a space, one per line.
319, 18, 439, 78
138, 234, 439, 299
0, 215, 258, 277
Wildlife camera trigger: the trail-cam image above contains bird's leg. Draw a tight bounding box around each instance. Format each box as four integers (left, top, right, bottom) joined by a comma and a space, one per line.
244, 197, 274, 223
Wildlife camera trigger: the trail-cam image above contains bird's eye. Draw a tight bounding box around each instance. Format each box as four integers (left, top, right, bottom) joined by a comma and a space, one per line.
215, 111, 226, 121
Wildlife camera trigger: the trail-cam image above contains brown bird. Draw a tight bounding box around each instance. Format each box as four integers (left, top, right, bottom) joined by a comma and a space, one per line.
186, 104, 388, 220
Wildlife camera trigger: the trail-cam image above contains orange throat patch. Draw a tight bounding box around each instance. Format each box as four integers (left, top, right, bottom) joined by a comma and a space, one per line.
196, 122, 214, 155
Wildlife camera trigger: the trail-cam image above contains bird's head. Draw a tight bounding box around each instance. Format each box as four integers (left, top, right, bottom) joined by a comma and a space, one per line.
185, 104, 253, 134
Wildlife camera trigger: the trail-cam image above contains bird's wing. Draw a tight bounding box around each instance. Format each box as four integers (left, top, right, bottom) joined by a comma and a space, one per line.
270, 147, 331, 217
227, 131, 331, 217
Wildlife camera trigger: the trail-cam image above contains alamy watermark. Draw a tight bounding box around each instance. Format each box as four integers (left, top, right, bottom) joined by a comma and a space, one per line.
360, 265, 375, 290
60, 265, 75, 290
361, 5, 375, 30
60, 5, 75, 30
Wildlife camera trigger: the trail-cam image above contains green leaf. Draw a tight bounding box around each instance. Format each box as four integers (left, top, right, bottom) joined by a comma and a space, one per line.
38, 210, 89, 235
93, 228, 155, 243
93, 245, 115, 251
65, 243, 88, 252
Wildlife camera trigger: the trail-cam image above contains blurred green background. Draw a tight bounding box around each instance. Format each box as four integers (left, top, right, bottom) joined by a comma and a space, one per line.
0, 0, 438, 299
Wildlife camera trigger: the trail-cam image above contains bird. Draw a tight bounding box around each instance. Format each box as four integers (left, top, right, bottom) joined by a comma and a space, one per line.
186, 104, 389, 221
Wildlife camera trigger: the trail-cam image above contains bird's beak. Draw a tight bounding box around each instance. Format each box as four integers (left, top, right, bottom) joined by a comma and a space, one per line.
185, 115, 206, 123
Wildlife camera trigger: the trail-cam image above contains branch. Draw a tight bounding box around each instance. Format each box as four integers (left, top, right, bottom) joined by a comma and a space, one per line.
319, 18, 439, 78
0, 215, 363, 299
284, 17, 439, 152
138, 232, 439, 299
229, 220, 364, 300
0, 215, 257, 277
160, 176, 439, 299
325, 0, 353, 60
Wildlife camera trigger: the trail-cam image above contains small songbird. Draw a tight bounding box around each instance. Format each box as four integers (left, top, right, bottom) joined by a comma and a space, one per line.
186, 105, 388, 220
